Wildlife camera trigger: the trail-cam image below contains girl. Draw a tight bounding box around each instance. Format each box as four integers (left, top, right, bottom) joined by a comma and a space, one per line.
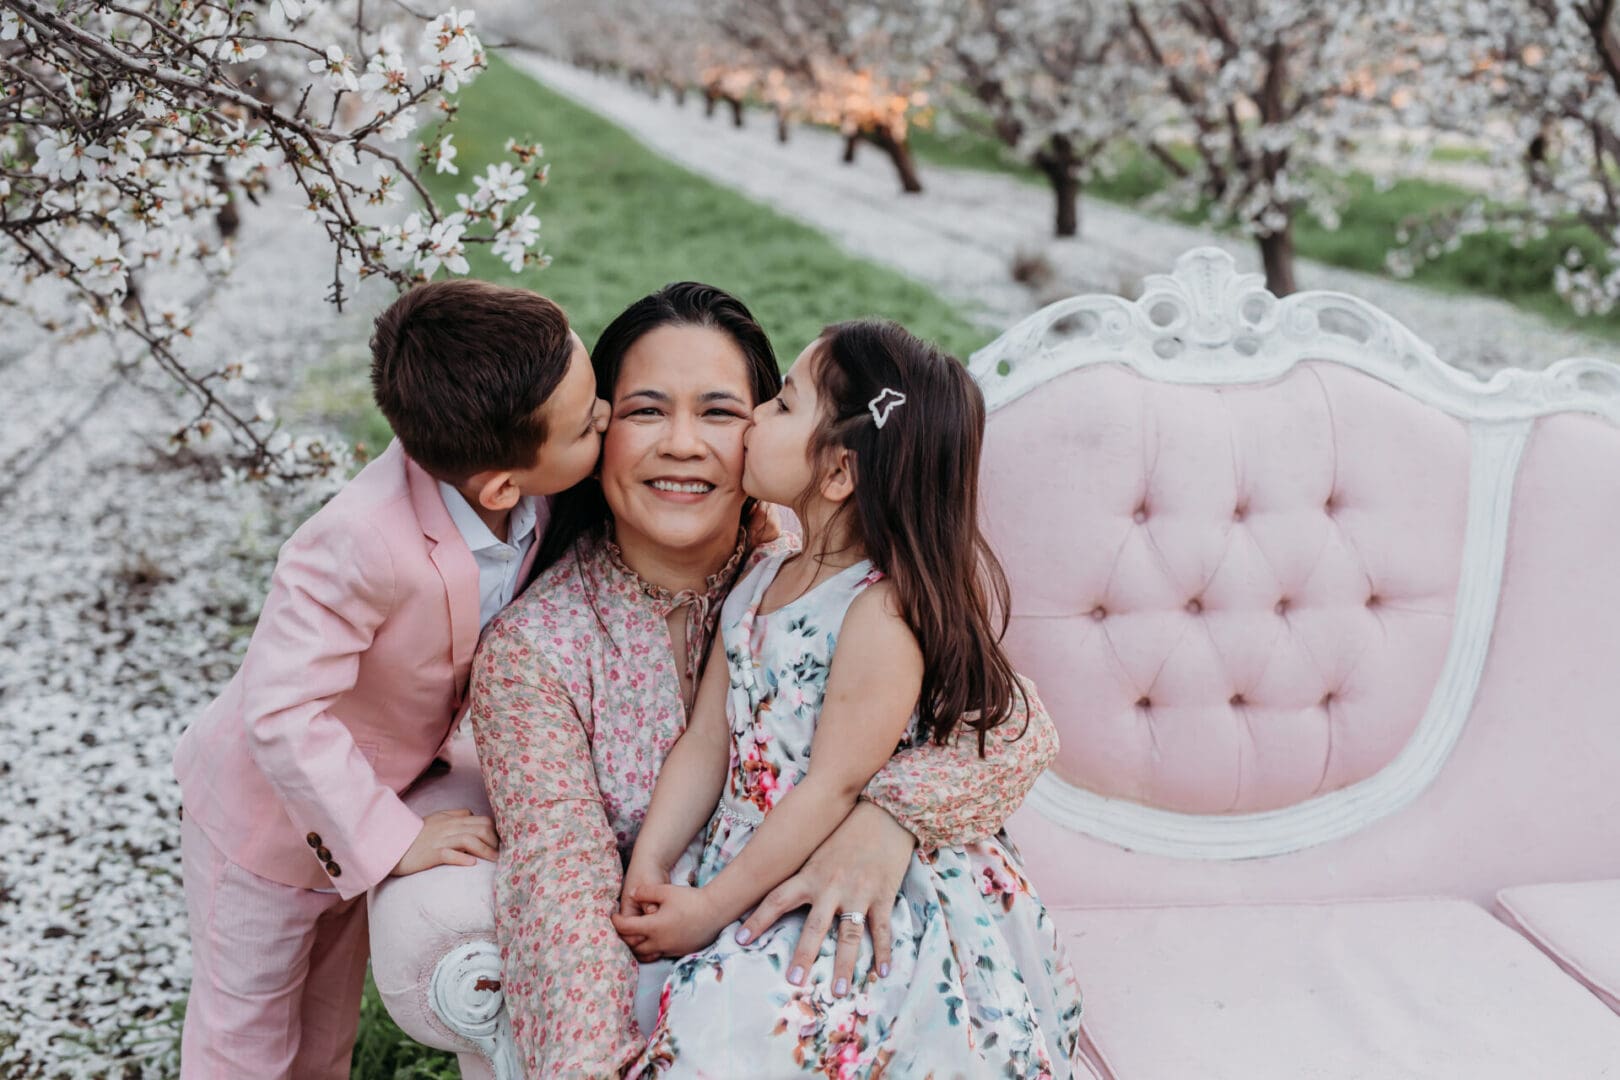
611, 320, 1084, 1077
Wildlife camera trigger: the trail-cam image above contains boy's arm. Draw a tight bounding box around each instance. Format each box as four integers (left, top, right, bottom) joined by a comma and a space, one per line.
468, 619, 642, 1080
240, 512, 423, 898
623, 635, 731, 886
860, 673, 1059, 851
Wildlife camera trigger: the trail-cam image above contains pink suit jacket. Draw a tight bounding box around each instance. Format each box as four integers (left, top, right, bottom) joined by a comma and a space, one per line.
174, 440, 541, 900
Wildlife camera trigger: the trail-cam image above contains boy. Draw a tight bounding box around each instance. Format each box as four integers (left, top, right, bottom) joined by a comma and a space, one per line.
172, 279, 608, 1079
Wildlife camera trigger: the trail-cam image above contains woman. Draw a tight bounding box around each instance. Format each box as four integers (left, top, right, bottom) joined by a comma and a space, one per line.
466, 283, 1058, 1077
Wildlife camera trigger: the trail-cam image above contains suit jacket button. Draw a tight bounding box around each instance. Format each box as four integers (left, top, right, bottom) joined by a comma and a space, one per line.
316, 846, 332, 861
306, 833, 322, 848
326, 862, 342, 878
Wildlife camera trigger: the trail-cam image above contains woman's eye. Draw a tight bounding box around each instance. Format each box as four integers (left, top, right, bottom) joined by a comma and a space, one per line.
627, 407, 660, 418
706, 408, 745, 419
774, 398, 788, 413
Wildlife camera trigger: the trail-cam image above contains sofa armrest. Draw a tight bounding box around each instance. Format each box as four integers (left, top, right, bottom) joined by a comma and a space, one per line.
1496, 879, 1620, 1013
367, 732, 521, 1078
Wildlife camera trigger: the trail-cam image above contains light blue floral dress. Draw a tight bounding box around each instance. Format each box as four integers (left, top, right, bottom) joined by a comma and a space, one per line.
630, 551, 1084, 1079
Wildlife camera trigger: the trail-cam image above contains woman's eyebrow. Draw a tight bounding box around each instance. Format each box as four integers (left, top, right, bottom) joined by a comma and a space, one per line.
619, 388, 670, 404
699, 390, 747, 405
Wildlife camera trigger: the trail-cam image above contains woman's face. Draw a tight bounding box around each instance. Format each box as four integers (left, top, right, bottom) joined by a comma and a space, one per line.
600, 323, 756, 558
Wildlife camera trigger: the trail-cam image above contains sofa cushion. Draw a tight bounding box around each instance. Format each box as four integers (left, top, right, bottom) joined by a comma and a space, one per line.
1055, 897, 1620, 1079
1496, 879, 1620, 1014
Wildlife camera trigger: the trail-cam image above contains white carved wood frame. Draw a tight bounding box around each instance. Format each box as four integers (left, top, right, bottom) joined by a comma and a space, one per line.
970, 247, 1620, 861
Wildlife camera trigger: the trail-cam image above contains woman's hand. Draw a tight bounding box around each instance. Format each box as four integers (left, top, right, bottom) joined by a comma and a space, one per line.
734, 800, 914, 997
611, 882, 727, 962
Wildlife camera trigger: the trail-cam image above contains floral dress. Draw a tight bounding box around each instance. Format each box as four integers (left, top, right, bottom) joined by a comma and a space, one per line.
632, 552, 1084, 1079
468, 533, 1065, 1079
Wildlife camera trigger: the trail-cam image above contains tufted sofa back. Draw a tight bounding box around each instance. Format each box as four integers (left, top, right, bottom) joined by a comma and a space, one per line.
975, 249, 1620, 903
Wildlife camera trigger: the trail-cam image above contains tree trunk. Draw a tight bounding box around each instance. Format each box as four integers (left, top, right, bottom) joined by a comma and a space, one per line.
727, 96, 744, 128
211, 160, 240, 239
674, 85, 687, 107
865, 127, 924, 194
1035, 138, 1080, 238
776, 109, 791, 144
842, 133, 859, 164
1258, 221, 1297, 296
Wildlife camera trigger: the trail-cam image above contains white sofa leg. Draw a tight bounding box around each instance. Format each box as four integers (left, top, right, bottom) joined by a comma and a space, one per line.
429, 940, 524, 1080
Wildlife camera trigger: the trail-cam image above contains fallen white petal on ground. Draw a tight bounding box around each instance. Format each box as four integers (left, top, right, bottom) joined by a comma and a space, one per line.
0, 197, 384, 1079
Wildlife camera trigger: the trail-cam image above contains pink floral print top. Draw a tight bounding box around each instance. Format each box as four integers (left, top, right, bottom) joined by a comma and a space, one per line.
468, 532, 1060, 1079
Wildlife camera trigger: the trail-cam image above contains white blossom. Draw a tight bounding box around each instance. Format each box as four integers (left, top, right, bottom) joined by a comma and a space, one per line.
309, 44, 360, 93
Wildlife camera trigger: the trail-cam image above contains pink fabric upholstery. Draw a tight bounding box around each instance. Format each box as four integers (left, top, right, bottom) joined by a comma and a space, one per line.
982, 363, 1469, 814
1496, 879, 1620, 1013
996, 398, 1620, 909
1057, 898, 1620, 1080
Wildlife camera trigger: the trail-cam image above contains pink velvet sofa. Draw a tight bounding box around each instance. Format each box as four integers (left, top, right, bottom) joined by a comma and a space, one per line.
369, 247, 1620, 1078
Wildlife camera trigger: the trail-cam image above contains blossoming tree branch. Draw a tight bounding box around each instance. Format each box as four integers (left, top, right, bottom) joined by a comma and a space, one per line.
0, 0, 546, 482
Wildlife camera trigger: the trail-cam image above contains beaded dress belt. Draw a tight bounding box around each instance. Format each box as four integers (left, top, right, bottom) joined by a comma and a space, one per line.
717, 791, 766, 829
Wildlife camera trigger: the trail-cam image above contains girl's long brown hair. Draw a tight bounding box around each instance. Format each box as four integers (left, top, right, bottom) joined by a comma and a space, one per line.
805, 320, 1025, 753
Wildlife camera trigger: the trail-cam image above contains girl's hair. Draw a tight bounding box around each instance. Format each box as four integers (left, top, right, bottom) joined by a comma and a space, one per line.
804, 319, 1025, 753
533, 281, 781, 576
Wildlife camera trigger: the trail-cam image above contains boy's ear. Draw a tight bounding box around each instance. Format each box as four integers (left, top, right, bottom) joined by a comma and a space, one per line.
819, 449, 856, 504
470, 470, 521, 512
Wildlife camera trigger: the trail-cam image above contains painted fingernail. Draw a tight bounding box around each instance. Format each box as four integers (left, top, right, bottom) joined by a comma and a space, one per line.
834, 978, 848, 997
878, 962, 890, 978
787, 965, 804, 986
734, 927, 753, 945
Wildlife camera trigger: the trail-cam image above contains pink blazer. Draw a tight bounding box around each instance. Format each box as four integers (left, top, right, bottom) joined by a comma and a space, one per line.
174, 441, 541, 899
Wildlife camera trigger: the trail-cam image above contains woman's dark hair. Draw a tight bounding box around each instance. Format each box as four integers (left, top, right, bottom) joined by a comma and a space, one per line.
533, 282, 781, 575
804, 319, 1024, 753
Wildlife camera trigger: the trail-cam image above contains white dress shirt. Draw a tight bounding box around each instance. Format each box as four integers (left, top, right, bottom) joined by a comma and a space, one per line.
437, 481, 544, 632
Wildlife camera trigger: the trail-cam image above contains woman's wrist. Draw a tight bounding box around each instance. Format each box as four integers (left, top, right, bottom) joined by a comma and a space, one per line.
854, 797, 919, 851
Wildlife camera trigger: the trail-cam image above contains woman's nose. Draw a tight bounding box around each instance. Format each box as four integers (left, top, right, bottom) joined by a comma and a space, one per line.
592, 399, 609, 432
660, 410, 705, 457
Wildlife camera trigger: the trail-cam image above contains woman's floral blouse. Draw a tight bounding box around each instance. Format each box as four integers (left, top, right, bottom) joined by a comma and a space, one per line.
467, 532, 1060, 1079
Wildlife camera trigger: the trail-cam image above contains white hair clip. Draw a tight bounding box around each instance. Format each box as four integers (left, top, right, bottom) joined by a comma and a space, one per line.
868, 387, 906, 429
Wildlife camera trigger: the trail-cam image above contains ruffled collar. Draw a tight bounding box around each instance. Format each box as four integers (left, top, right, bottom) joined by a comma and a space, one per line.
594, 526, 751, 711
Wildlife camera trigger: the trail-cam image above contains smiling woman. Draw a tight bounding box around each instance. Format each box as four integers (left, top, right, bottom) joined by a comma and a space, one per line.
465, 281, 1060, 1077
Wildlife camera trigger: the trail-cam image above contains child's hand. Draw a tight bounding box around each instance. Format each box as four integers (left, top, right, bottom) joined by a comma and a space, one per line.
391, 808, 499, 877
610, 883, 727, 962
619, 856, 669, 919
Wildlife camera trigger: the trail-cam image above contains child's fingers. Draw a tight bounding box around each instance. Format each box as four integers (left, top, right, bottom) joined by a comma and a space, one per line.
736, 878, 809, 946
433, 808, 475, 820
453, 835, 499, 862
630, 882, 676, 906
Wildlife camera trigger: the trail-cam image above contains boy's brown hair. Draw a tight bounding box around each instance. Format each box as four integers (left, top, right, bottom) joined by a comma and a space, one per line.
369, 279, 573, 482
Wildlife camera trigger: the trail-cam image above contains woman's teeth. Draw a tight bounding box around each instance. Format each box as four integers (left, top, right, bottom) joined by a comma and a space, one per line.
650, 480, 714, 494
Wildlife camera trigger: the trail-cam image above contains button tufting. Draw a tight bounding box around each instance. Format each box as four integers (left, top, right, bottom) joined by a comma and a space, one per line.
1321, 692, 1335, 706
1366, 593, 1381, 608
1186, 598, 1203, 614
1324, 495, 1338, 514
1090, 606, 1107, 621
1132, 506, 1148, 524
1233, 504, 1248, 522
1136, 696, 1151, 708
1229, 693, 1246, 707
1274, 598, 1290, 616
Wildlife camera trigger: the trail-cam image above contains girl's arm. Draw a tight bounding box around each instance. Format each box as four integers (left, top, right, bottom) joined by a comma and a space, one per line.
619, 635, 731, 917
615, 582, 922, 956
860, 673, 1059, 850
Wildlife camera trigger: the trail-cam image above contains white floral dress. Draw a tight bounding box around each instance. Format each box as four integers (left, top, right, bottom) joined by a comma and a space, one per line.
630, 551, 1084, 1079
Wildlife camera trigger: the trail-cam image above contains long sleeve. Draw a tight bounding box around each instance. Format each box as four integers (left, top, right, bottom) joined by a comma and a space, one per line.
862, 674, 1059, 852
240, 511, 423, 897
468, 621, 643, 1079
